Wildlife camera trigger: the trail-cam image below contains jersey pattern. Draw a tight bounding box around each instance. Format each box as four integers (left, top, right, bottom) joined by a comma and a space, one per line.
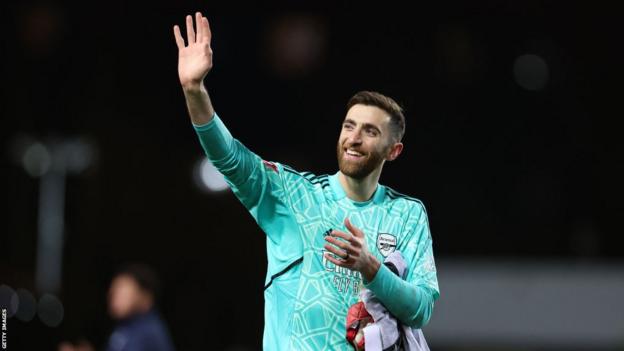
278, 166, 435, 350
193, 114, 438, 351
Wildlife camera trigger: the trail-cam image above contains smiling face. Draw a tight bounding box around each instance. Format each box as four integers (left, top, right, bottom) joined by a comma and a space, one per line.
336, 104, 402, 179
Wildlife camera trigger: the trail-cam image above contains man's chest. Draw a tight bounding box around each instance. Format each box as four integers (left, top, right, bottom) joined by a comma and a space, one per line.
289, 200, 408, 296
291, 199, 406, 255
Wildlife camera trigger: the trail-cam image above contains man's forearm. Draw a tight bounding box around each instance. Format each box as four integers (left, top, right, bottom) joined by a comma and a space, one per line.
365, 263, 435, 328
183, 82, 215, 125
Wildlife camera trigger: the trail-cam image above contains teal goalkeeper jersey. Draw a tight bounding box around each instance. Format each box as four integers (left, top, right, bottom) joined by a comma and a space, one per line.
193, 113, 439, 351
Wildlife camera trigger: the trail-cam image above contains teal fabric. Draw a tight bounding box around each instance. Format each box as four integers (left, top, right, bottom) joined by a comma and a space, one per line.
193, 113, 439, 350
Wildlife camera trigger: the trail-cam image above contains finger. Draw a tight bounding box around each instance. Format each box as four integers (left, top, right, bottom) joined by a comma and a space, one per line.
202, 17, 211, 43
195, 12, 203, 42
173, 25, 185, 49
331, 229, 354, 242
324, 243, 348, 259
185, 15, 195, 44
324, 253, 349, 267
325, 236, 355, 254
345, 218, 364, 238
331, 230, 360, 248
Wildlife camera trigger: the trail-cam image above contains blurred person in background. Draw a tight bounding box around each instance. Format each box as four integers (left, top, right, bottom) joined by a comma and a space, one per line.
59, 264, 175, 351
173, 12, 438, 350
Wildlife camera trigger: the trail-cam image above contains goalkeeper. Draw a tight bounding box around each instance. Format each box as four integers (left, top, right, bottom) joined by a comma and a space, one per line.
173, 12, 440, 351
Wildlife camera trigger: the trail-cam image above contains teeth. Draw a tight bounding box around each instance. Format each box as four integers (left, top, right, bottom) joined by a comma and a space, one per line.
346, 150, 362, 156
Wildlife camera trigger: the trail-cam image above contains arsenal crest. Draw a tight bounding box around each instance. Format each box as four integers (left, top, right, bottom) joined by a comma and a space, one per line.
376, 233, 397, 257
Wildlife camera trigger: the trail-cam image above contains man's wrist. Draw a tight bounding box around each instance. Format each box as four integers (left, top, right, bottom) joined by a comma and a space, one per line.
181, 80, 205, 94
361, 253, 381, 283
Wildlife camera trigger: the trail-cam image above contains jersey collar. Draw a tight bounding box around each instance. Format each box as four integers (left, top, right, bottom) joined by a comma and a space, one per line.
329, 171, 386, 206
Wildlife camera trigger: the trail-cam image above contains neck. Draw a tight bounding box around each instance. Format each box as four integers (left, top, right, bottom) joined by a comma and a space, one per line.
135, 299, 153, 315
338, 166, 382, 202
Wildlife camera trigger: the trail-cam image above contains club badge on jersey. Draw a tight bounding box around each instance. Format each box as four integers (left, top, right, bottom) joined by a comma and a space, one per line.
376, 233, 397, 257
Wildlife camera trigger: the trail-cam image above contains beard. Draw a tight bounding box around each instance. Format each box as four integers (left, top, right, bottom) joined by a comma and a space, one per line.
336, 140, 386, 180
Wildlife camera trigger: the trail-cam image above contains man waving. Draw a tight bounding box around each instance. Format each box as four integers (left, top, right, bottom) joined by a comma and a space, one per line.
173, 12, 439, 350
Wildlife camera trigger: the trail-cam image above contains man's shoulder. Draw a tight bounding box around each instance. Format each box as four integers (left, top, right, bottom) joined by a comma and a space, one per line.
384, 186, 426, 212
279, 164, 330, 187
383, 187, 432, 237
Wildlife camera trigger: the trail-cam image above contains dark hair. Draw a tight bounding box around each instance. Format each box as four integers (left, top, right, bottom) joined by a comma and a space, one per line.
347, 91, 406, 142
114, 263, 161, 301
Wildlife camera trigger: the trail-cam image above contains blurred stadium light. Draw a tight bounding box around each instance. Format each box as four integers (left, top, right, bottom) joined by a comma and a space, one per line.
513, 54, 550, 91
12, 136, 95, 294
0, 285, 19, 318
193, 156, 229, 193
37, 293, 64, 327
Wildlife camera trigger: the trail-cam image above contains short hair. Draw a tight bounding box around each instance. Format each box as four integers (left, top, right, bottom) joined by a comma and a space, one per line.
346, 91, 406, 142
114, 263, 161, 301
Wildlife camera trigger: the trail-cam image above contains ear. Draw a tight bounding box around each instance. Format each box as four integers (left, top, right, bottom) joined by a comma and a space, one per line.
386, 142, 403, 161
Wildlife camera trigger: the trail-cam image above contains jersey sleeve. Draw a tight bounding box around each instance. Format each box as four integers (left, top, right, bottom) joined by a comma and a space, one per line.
364, 202, 439, 328
192, 113, 297, 246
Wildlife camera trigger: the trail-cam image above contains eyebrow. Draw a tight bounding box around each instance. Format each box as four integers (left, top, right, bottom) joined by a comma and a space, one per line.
343, 118, 382, 135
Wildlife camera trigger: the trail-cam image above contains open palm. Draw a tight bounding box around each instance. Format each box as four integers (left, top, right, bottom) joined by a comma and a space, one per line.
173, 12, 213, 88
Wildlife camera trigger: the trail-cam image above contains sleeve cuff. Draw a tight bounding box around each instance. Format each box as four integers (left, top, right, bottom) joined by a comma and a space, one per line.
192, 112, 219, 131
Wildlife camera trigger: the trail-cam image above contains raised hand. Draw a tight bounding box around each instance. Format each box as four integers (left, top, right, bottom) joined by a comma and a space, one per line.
173, 12, 213, 89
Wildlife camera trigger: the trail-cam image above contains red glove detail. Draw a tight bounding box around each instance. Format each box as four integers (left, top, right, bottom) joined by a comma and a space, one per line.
346, 301, 372, 350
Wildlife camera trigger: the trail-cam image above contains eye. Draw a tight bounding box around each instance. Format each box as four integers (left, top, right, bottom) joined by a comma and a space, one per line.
343, 123, 354, 130
366, 128, 379, 137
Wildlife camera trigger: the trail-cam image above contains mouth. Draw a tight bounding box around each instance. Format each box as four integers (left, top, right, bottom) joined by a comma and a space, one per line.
343, 148, 365, 161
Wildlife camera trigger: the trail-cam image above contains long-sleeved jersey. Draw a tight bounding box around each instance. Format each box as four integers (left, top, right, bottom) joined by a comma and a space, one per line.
193, 113, 439, 350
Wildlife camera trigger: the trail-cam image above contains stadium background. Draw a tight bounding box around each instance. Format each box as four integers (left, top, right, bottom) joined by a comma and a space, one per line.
1, 1, 622, 350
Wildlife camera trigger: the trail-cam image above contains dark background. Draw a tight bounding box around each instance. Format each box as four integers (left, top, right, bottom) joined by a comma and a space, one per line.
1, 1, 622, 350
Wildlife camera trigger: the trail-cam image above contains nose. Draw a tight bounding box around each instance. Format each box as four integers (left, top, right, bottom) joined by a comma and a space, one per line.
346, 128, 363, 145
